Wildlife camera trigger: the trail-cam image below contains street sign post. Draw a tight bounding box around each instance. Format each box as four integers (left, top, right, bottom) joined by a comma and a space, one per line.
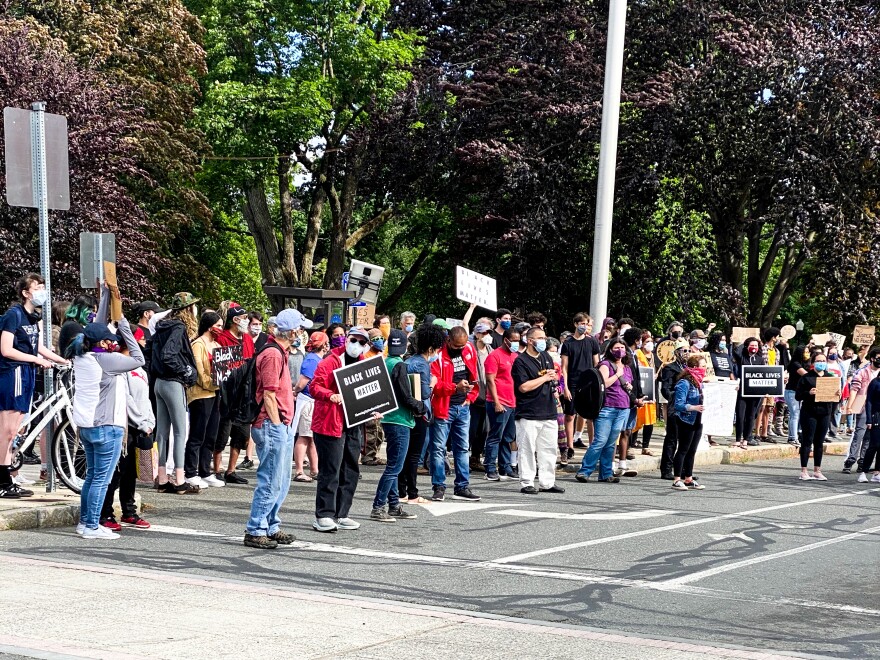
79, 232, 116, 288
3, 103, 70, 492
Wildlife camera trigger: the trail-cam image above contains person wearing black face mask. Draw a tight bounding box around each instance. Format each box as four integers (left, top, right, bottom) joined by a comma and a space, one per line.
659, 339, 690, 479
734, 337, 765, 447
843, 347, 880, 473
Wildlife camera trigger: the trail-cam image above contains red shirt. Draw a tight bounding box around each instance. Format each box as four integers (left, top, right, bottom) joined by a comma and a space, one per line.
484, 346, 518, 408
216, 329, 255, 361
254, 337, 293, 428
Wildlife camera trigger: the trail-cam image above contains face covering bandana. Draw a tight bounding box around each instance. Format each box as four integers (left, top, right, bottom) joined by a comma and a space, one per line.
331, 335, 346, 348
688, 367, 707, 386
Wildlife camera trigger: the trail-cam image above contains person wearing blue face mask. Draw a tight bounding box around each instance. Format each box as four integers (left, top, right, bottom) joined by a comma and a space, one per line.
399, 311, 416, 336
490, 308, 513, 350
795, 352, 837, 481
707, 332, 735, 381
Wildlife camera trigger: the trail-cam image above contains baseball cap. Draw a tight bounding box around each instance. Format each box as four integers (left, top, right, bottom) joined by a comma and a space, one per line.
433, 318, 451, 330
227, 303, 248, 319
689, 329, 706, 340
388, 329, 407, 356
348, 327, 370, 341
275, 308, 313, 332
473, 322, 492, 334
170, 292, 199, 311
134, 301, 160, 316
673, 338, 690, 351
84, 322, 118, 343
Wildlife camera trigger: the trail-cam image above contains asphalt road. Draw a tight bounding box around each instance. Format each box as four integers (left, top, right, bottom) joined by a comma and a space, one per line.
2, 454, 878, 659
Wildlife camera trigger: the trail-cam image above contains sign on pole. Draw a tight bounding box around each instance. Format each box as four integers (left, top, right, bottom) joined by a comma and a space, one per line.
333, 356, 398, 428
740, 365, 785, 398
455, 265, 497, 311
79, 232, 116, 288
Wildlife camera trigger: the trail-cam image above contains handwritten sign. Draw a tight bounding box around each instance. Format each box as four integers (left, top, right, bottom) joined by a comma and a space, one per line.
446, 318, 465, 328
702, 380, 739, 437
212, 344, 243, 387
829, 332, 847, 349
455, 266, 497, 311
731, 327, 760, 345
656, 340, 676, 364
780, 325, 797, 340
814, 376, 841, 403
853, 325, 876, 347
102, 261, 123, 322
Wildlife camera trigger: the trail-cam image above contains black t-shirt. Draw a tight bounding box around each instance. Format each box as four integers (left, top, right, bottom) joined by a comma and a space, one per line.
512, 350, 558, 420
448, 348, 469, 406
490, 330, 505, 351
711, 351, 733, 379
0, 305, 40, 371
786, 359, 805, 391
560, 335, 601, 388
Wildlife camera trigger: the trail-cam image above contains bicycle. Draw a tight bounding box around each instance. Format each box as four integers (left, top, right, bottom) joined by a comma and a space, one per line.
10, 365, 85, 493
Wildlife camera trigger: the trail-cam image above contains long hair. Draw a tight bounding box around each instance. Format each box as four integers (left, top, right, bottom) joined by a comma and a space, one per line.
195, 311, 221, 339
602, 339, 631, 366
65, 333, 94, 359
676, 355, 706, 388
171, 305, 199, 339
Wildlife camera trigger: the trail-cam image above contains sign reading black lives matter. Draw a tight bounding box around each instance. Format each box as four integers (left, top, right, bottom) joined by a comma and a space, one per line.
334, 356, 399, 428
212, 345, 243, 387
740, 365, 785, 398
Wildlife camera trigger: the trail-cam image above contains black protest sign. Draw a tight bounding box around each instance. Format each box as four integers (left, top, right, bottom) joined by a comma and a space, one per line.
740, 365, 785, 398
639, 366, 655, 401
212, 344, 243, 387
333, 355, 399, 428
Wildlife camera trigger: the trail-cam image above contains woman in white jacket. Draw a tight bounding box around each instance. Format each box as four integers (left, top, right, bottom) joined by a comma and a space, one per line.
67, 318, 144, 539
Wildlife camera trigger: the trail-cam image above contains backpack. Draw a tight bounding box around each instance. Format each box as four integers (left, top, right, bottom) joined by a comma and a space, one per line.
220, 343, 285, 424
573, 366, 605, 420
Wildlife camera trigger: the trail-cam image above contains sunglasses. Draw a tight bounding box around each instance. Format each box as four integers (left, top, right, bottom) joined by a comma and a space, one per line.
349, 337, 368, 346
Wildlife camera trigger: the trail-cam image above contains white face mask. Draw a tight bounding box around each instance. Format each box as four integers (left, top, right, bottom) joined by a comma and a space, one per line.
235, 319, 249, 333
31, 289, 48, 307
480, 334, 494, 346
644, 341, 655, 353
249, 324, 262, 337
345, 340, 365, 358
695, 339, 706, 350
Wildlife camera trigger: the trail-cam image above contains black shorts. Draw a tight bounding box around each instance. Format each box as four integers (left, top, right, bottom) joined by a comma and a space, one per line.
214, 418, 252, 452
561, 388, 579, 417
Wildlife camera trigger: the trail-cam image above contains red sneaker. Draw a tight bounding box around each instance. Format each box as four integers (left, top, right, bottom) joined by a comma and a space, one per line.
100, 518, 122, 532
120, 515, 151, 529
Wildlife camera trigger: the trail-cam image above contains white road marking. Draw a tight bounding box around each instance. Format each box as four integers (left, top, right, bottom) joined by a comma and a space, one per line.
665, 523, 880, 587
414, 501, 529, 516
491, 487, 880, 564
489, 509, 674, 521
707, 532, 754, 542
147, 524, 228, 538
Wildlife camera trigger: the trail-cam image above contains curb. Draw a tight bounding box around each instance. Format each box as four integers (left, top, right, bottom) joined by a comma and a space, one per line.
0, 493, 142, 532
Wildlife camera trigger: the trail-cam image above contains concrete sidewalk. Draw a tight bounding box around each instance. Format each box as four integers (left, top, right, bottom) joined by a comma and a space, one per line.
0, 553, 816, 660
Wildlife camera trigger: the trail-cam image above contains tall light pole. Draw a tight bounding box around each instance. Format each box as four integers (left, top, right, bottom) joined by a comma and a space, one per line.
589, 0, 628, 325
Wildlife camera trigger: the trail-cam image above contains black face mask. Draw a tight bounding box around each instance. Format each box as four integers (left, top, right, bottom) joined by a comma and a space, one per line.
872, 358, 880, 368
447, 346, 463, 358
671, 331, 682, 339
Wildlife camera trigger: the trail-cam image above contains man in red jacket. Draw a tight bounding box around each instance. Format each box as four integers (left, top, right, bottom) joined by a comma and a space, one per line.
310, 327, 371, 533
429, 326, 481, 502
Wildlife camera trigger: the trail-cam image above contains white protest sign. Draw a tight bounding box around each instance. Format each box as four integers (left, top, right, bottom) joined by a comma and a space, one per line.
455, 266, 497, 311
829, 332, 847, 348
446, 318, 465, 328
701, 380, 739, 437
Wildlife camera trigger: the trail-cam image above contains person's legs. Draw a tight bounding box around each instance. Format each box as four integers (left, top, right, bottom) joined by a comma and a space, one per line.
154, 381, 172, 483
813, 416, 829, 469
784, 389, 801, 443
535, 420, 558, 489
313, 432, 344, 519
578, 408, 619, 478
846, 411, 868, 468
401, 417, 427, 500
373, 424, 409, 509
336, 427, 362, 519
266, 424, 294, 536
673, 420, 697, 478
642, 424, 654, 450
100, 454, 122, 522
516, 419, 538, 489
156, 379, 188, 483
660, 415, 678, 476
119, 436, 138, 518
213, 417, 232, 475
599, 409, 629, 479
861, 427, 880, 474
199, 397, 221, 478
80, 426, 124, 529
430, 418, 452, 489
185, 397, 210, 479
226, 423, 251, 478
681, 421, 703, 480
484, 404, 503, 475
449, 405, 472, 491
294, 435, 311, 476
246, 423, 281, 536
468, 403, 487, 469
800, 416, 818, 469
499, 409, 516, 476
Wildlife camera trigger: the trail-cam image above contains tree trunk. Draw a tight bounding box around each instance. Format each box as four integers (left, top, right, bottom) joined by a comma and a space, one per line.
277, 155, 298, 284
242, 183, 283, 295
323, 142, 367, 289
298, 184, 326, 287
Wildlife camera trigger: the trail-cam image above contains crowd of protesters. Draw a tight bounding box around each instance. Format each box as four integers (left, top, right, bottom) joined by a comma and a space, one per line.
1, 272, 877, 547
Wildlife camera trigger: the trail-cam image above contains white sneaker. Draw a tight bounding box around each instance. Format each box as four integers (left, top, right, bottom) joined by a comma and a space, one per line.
313, 517, 338, 533
858, 473, 869, 483
82, 525, 119, 540
872, 474, 880, 483
812, 472, 828, 481
202, 474, 226, 488
186, 476, 206, 489
13, 474, 35, 486
798, 473, 813, 481
335, 517, 360, 530
75, 523, 85, 535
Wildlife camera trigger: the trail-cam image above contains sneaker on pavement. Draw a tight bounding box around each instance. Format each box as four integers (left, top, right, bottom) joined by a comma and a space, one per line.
540, 485, 566, 493
685, 480, 705, 490
13, 474, 35, 486
21, 451, 41, 465
313, 517, 338, 533
388, 506, 417, 519
336, 517, 361, 530
453, 488, 481, 501
186, 476, 206, 489
75, 523, 85, 535
520, 486, 539, 494
83, 525, 119, 540
469, 462, 486, 473
243, 533, 278, 549
370, 507, 397, 523
671, 480, 688, 491
573, 439, 587, 448
872, 474, 880, 483
121, 515, 151, 529
799, 473, 814, 481
0, 484, 22, 499
39, 468, 48, 482
566, 447, 575, 460
172, 481, 200, 494
268, 530, 296, 544
622, 468, 638, 477
214, 472, 227, 483
224, 472, 249, 485
485, 472, 500, 482
498, 473, 517, 481
598, 476, 620, 484
100, 518, 122, 532
842, 466, 852, 474
575, 473, 589, 483
857, 472, 869, 482
238, 458, 255, 470
812, 472, 828, 481
431, 486, 446, 502
202, 474, 226, 488
3, 483, 32, 497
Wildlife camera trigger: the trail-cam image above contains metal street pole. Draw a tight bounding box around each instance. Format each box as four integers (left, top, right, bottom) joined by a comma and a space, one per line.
31, 101, 55, 493
589, 0, 628, 326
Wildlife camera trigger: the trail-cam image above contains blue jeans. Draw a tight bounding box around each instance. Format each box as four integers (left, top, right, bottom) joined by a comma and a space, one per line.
247, 421, 294, 536
374, 424, 410, 508
784, 389, 801, 441
484, 404, 515, 476
79, 426, 124, 529
430, 404, 471, 490
577, 407, 630, 479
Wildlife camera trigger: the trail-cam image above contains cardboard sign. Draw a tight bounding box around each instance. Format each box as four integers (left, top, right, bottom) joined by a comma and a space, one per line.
814, 376, 841, 403
211, 344, 244, 386
334, 355, 399, 428
829, 332, 847, 349
102, 261, 123, 322
811, 333, 832, 346
702, 380, 739, 437
455, 266, 497, 311
656, 340, 676, 364
740, 365, 785, 398
731, 327, 760, 345
408, 373, 421, 399
638, 366, 655, 401
853, 325, 876, 347
446, 318, 465, 328
780, 325, 797, 340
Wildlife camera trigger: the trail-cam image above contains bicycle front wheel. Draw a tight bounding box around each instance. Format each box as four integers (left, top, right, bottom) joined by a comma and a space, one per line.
52, 420, 85, 493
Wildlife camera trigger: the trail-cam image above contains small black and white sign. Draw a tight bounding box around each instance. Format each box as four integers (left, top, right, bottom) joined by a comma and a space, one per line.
212, 344, 244, 386
740, 365, 785, 398
638, 366, 655, 401
333, 356, 399, 428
